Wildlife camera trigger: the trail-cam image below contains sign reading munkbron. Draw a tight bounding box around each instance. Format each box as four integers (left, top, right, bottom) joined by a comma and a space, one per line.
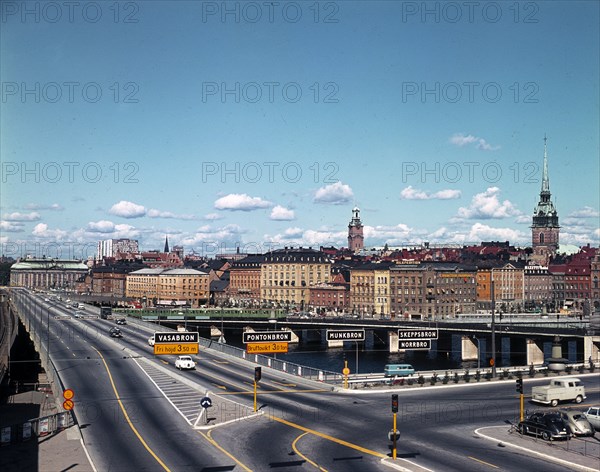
242, 331, 292, 343
326, 330, 365, 341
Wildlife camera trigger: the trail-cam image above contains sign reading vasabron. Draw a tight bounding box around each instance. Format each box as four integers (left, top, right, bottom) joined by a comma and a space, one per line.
154, 331, 199, 355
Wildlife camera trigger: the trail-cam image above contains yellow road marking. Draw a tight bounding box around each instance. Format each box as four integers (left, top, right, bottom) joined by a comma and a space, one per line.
218, 389, 330, 396
196, 429, 252, 472
93, 348, 171, 471
212, 383, 228, 390
292, 432, 328, 471
468, 456, 499, 468
270, 415, 386, 458
273, 381, 297, 387
161, 360, 169, 365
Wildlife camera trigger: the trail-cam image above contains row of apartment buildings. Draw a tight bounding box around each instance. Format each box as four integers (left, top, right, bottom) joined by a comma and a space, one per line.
10, 246, 600, 317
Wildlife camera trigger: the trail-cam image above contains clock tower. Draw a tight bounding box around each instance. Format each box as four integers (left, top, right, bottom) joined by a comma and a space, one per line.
348, 207, 364, 253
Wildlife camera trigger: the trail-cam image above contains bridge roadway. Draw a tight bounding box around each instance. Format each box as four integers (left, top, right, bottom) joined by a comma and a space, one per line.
5, 288, 600, 472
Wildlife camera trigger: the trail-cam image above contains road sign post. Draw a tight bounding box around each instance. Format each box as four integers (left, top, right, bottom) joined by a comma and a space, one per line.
327, 330, 365, 374
254, 367, 261, 412
63, 389, 75, 411
391, 394, 399, 460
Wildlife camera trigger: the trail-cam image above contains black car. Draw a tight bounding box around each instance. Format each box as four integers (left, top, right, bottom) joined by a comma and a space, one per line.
116, 318, 127, 325
517, 412, 571, 441
109, 327, 123, 338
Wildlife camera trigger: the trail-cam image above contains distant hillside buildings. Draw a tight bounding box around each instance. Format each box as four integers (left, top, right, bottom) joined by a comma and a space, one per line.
8, 139, 598, 315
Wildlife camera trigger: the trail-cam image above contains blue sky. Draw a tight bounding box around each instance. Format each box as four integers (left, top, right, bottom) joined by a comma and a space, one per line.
1, 0, 599, 259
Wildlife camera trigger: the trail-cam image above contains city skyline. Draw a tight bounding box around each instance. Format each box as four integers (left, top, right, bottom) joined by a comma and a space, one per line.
1, 1, 599, 258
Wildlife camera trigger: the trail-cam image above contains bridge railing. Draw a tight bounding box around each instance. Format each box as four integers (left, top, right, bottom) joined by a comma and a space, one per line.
198, 337, 343, 384
120, 314, 343, 384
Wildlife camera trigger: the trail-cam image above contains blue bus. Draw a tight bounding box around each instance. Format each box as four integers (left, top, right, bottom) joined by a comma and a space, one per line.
384, 364, 415, 377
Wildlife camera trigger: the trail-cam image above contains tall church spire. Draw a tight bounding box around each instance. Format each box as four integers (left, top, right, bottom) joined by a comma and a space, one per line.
531, 135, 559, 264
164, 235, 170, 253
541, 134, 550, 194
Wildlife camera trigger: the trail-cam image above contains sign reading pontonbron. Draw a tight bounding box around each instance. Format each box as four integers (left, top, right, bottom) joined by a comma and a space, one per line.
247, 342, 289, 354
243, 331, 292, 343
398, 340, 431, 350
326, 329, 365, 341
397, 329, 438, 340
154, 331, 199, 355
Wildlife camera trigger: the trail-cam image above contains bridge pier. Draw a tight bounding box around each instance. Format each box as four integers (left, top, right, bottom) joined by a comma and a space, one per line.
388, 331, 399, 353
584, 336, 600, 364
303, 329, 322, 343
526, 338, 544, 365
461, 336, 478, 361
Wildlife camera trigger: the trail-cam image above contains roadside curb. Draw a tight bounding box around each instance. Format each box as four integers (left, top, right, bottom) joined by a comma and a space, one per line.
475, 426, 599, 472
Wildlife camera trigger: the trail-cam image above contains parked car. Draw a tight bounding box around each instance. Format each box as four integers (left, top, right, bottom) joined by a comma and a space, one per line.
517, 412, 571, 441
558, 409, 595, 437
109, 327, 123, 338
148, 335, 155, 346
116, 318, 127, 325
174, 355, 196, 370
583, 406, 600, 431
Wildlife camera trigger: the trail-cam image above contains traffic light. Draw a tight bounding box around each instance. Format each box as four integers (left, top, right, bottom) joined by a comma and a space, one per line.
516, 378, 523, 394
391, 394, 399, 413
254, 367, 262, 382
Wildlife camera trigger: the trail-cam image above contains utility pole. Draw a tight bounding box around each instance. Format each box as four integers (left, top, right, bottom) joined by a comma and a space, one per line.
491, 279, 496, 378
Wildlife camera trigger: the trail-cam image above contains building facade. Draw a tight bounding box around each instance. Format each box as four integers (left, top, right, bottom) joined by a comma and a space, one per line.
260, 248, 331, 308
126, 268, 210, 307
10, 259, 88, 290
96, 239, 139, 260
391, 263, 476, 319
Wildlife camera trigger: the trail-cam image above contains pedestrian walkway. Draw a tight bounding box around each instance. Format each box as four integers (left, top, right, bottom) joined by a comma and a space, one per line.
0, 389, 94, 472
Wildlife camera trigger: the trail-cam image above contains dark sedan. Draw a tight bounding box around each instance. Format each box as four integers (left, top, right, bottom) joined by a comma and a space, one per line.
517, 412, 571, 441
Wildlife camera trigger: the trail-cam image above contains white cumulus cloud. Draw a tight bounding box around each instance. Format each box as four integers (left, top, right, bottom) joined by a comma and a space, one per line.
0, 221, 24, 232
450, 133, 500, 151
270, 205, 295, 221
214, 194, 272, 211
32, 223, 68, 240
313, 181, 354, 205
400, 186, 461, 200
109, 201, 146, 218
3, 212, 41, 221
456, 187, 520, 220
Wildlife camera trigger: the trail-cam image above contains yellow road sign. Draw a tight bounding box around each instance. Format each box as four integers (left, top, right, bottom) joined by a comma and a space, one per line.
154, 343, 199, 355
247, 342, 288, 354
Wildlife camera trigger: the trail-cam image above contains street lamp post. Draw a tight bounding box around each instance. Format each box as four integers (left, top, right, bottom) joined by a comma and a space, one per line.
472, 336, 481, 370
491, 280, 496, 377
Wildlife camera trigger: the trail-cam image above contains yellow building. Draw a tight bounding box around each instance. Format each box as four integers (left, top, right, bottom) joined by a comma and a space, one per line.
350, 262, 394, 317
126, 268, 209, 307
260, 248, 331, 308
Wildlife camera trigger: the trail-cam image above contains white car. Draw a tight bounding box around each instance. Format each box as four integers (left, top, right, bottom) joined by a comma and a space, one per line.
148, 335, 155, 346
583, 406, 600, 431
174, 355, 195, 370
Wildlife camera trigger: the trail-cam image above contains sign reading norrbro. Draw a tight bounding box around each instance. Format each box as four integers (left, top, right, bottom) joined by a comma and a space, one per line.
326, 330, 365, 341
243, 331, 292, 343
155, 332, 199, 343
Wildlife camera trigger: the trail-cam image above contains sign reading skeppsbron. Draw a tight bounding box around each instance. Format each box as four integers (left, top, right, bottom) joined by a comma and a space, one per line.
243, 331, 292, 343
